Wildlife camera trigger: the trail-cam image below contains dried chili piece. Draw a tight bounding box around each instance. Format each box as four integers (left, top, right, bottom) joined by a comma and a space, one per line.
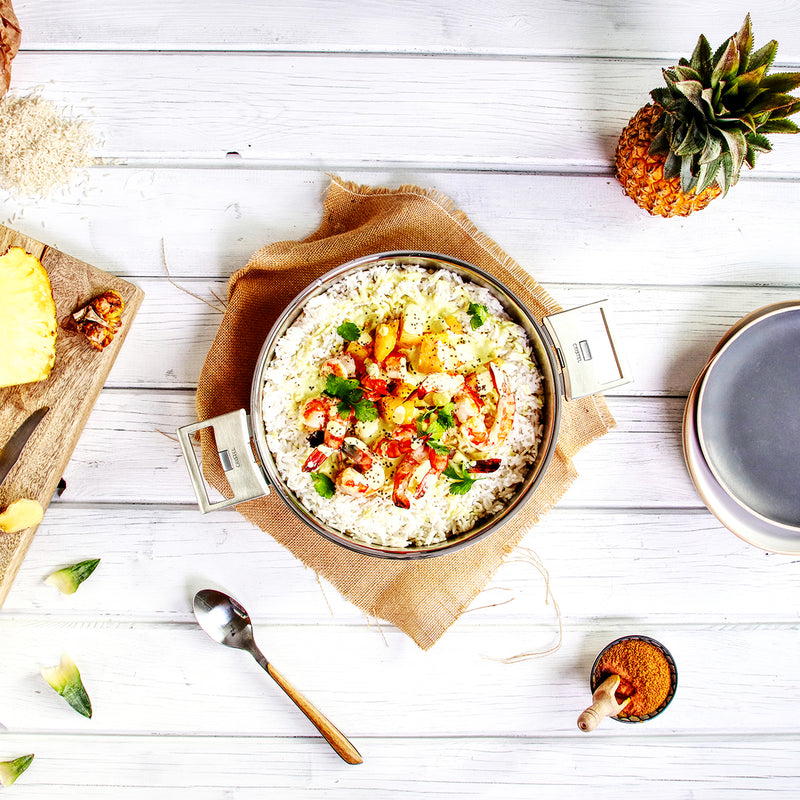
65, 290, 125, 350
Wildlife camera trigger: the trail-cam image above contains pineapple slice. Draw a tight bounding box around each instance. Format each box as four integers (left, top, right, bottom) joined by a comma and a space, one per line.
0, 247, 57, 388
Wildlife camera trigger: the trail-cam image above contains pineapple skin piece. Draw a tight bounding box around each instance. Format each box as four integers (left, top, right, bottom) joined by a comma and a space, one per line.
0, 754, 34, 787
41, 653, 93, 718
0, 247, 57, 388
615, 104, 721, 218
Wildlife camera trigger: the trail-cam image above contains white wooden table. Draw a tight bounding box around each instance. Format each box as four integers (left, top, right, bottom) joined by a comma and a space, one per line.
2, 2, 799, 796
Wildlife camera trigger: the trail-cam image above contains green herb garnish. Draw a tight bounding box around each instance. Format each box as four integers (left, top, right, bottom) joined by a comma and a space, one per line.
323, 375, 378, 422
337, 321, 361, 341
352, 398, 379, 422
468, 302, 489, 330
427, 439, 451, 456
0, 754, 34, 787
437, 402, 456, 429
310, 472, 336, 499
444, 463, 478, 495
415, 402, 456, 458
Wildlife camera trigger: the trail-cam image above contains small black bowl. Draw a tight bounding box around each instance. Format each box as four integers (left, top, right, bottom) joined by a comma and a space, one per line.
590, 635, 678, 723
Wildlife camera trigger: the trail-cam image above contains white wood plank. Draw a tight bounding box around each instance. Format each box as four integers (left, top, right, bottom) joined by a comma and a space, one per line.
7, 54, 800, 173
0, 732, 797, 798
104, 277, 799, 392
4, 507, 796, 623
15, 0, 800, 61
5, 170, 800, 288
49, 392, 701, 507
0, 621, 798, 738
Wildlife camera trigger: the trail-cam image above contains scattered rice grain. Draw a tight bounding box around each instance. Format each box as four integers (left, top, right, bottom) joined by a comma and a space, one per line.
0, 90, 96, 199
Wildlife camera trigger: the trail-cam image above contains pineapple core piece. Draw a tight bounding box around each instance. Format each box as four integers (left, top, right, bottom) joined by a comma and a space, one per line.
0, 247, 57, 388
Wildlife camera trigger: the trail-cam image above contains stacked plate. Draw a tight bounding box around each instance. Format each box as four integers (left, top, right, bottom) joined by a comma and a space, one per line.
683, 301, 800, 554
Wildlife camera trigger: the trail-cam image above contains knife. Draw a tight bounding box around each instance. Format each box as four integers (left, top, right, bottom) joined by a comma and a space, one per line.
0, 407, 49, 488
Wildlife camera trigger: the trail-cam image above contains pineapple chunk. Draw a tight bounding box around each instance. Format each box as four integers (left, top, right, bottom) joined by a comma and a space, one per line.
0, 498, 44, 533
373, 319, 399, 362
0, 248, 57, 388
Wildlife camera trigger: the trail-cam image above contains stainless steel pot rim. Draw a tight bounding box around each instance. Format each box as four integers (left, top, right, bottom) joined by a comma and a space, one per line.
247, 250, 564, 559
694, 301, 800, 534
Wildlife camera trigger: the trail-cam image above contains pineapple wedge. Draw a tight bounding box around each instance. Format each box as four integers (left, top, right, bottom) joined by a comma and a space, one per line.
0, 498, 44, 533
0, 247, 57, 388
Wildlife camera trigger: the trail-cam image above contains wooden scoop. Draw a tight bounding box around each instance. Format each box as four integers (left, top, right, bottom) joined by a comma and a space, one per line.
577, 674, 631, 732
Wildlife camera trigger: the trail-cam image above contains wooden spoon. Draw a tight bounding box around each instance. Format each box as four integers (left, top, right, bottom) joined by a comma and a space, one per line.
577, 674, 631, 732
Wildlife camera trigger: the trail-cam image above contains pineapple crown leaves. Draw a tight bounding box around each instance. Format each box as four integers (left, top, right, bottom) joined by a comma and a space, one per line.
648, 13, 800, 196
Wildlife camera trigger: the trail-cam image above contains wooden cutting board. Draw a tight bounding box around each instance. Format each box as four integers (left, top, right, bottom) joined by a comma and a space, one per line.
0, 225, 144, 606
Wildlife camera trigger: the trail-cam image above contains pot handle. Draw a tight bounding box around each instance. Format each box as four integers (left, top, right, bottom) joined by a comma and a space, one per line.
177, 409, 271, 513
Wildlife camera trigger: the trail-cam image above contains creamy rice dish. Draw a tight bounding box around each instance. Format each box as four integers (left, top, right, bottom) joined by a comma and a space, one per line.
261, 263, 544, 548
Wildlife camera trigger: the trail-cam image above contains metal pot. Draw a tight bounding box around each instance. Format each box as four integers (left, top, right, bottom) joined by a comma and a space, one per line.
178, 251, 630, 558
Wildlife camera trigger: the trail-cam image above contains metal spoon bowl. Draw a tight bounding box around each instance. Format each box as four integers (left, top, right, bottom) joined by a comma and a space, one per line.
192, 588, 362, 764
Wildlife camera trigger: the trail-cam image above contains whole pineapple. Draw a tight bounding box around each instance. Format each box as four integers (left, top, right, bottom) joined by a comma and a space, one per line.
615, 14, 800, 217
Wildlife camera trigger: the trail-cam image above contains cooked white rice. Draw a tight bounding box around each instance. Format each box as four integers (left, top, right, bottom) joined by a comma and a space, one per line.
260, 262, 544, 548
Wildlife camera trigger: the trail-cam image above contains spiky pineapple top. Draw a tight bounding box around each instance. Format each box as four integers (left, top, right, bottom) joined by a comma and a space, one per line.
648, 14, 800, 197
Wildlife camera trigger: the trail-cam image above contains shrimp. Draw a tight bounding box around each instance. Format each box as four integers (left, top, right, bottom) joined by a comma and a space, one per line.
484, 362, 515, 448
320, 353, 357, 379
302, 406, 353, 471
383, 352, 409, 380
373, 423, 418, 459
412, 372, 465, 400
454, 363, 515, 451
336, 437, 382, 496
392, 444, 450, 508
336, 466, 372, 496
301, 396, 332, 432
340, 436, 374, 471
392, 445, 428, 509
453, 379, 488, 447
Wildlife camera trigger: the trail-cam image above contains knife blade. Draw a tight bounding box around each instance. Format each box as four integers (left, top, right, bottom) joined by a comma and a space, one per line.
0, 407, 49, 488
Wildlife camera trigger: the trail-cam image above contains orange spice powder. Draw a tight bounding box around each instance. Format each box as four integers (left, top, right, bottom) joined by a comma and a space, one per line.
594, 639, 671, 717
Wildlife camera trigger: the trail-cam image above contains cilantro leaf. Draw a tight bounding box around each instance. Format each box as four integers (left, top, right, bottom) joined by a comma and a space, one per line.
310, 472, 336, 499
353, 398, 379, 422
428, 439, 451, 456
324, 374, 361, 404
467, 302, 489, 330
337, 321, 361, 342
444, 463, 477, 495
437, 402, 455, 429
324, 374, 378, 421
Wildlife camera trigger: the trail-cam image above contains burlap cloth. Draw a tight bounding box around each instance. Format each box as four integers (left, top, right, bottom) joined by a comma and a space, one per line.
196, 176, 615, 650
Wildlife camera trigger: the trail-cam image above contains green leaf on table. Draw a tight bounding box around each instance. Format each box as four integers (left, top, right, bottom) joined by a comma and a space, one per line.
0, 754, 34, 787
41, 654, 93, 718
45, 558, 101, 594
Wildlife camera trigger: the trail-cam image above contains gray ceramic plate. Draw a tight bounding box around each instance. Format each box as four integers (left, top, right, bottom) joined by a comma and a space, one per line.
696, 304, 800, 532
684, 368, 800, 554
